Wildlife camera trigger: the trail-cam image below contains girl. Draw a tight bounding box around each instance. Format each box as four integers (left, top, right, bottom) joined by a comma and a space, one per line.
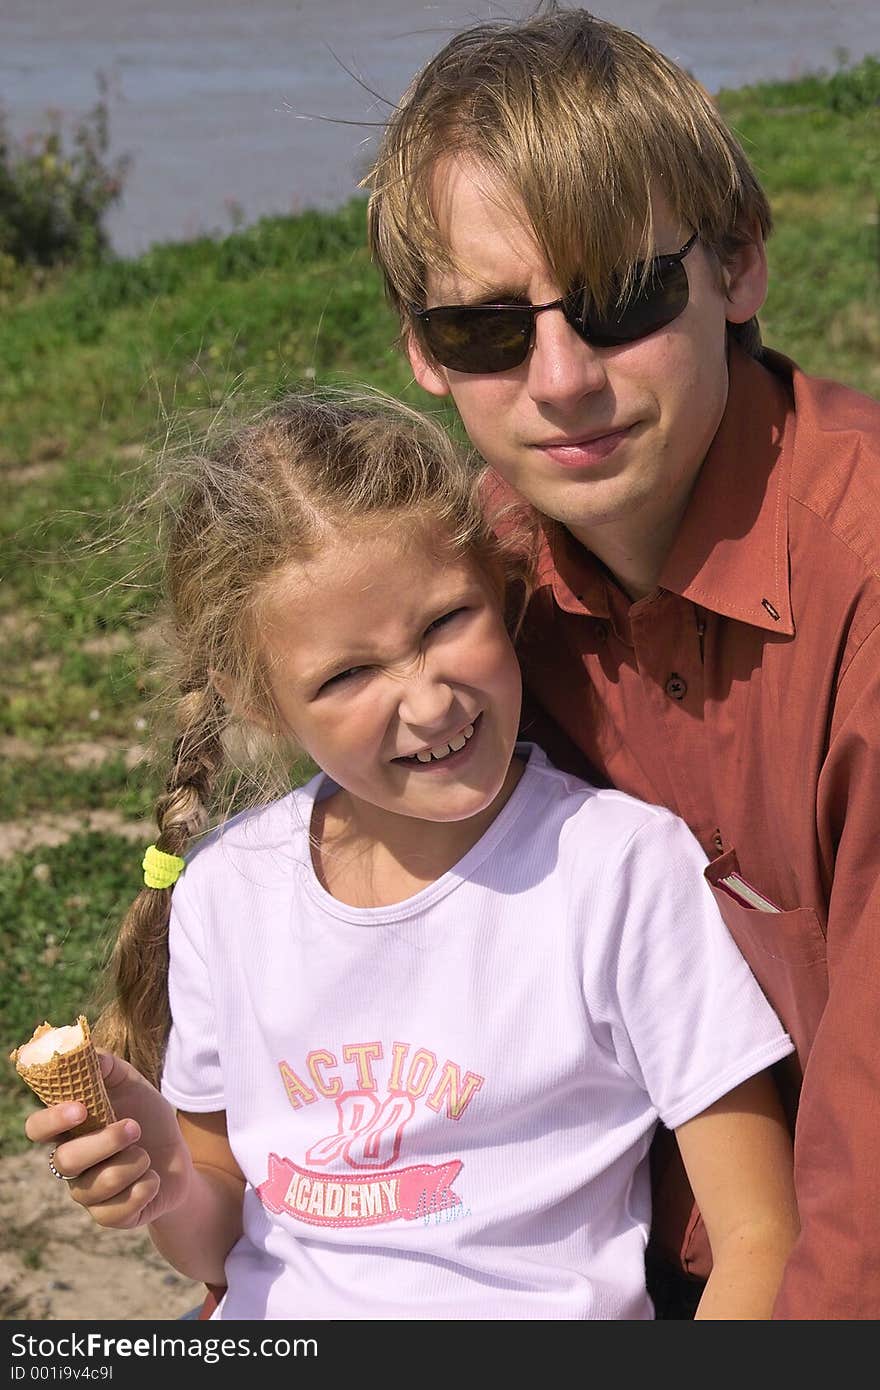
25, 392, 798, 1320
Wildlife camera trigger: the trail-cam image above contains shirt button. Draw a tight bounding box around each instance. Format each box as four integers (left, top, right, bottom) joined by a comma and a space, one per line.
594, 621, 608, 642
665, 673, 687, 700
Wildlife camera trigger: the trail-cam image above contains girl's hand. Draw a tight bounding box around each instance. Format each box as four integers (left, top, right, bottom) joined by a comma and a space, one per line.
23, 1050, 194, 1230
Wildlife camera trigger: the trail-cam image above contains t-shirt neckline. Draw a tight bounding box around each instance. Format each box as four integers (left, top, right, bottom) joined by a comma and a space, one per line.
295, 742, 543, 924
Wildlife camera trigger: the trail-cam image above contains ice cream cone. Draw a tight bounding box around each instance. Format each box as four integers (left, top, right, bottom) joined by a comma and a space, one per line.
9, 1016, 115, 1136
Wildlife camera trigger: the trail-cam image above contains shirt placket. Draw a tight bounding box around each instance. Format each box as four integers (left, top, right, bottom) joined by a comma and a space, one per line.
626, 591, 718, 858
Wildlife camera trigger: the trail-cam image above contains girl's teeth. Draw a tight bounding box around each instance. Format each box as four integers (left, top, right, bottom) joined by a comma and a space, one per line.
429, 743, 453, 761
410, 720, 477, 762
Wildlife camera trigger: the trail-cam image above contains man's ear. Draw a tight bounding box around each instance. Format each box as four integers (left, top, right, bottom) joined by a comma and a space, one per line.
406, 328, 453, 399
722, 232, 769, 325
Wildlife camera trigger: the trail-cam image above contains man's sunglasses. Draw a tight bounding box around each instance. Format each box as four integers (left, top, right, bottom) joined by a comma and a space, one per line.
412, 232, 698, 374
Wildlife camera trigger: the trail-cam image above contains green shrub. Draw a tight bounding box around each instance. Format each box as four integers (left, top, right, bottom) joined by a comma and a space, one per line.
0, 80, 130, 268
828, 55, 880, 114
721, 53, 880, 114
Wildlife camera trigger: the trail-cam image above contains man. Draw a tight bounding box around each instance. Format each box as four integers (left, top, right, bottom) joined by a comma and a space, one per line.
365, 6, 880, 1318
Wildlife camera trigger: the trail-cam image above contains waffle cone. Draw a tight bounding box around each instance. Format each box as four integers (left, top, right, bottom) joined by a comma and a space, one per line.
10, 1016, 115, 1136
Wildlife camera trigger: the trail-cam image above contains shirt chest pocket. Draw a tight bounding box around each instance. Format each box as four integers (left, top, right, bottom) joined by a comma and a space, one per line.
704, 849, 827, 1071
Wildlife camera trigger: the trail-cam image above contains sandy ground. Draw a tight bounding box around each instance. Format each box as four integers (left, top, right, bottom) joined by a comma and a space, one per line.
0, 1146, 204, 1322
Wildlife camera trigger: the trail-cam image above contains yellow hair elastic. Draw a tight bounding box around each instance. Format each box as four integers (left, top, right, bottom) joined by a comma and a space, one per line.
142, 844, 186, 890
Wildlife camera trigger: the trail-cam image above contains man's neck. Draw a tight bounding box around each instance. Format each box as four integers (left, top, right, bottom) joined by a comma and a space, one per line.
568, 500, 688, 602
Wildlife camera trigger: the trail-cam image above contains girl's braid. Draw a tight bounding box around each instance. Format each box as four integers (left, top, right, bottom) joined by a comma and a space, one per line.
92, 683, 227, 1089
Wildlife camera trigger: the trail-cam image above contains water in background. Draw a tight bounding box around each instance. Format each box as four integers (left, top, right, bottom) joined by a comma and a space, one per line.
2, 0, 877, 256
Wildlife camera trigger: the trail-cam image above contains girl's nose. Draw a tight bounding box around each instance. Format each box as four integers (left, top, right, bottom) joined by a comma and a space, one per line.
397, 672, 456, 732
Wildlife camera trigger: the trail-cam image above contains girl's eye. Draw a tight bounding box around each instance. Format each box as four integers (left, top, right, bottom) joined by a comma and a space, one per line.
426, 607, 466, 636
315, 609, 469, 695
319, 666, 366, 693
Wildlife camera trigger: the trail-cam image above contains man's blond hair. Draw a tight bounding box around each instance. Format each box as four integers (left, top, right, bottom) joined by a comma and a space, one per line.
366, 5, 771, 356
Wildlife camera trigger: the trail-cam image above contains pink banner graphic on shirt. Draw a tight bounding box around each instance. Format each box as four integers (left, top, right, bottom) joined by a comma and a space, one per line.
257, 1152, 463, 1228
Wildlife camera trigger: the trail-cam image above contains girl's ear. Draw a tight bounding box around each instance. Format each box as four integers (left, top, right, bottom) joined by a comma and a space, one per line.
208, 667, 238, 711
209, 669, 275, 734
406, 328, 453, 398
722, 230, 769, 325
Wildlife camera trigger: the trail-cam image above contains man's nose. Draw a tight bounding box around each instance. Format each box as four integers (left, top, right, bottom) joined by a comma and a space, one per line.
526, 305, 608, 407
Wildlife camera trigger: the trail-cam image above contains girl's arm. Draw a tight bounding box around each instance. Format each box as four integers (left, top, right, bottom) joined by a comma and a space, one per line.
674, 1070, 799, 1319
148, 1109, 245, 1285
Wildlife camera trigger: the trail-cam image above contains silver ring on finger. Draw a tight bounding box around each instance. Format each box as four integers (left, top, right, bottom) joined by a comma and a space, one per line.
48, 1146, 74, 1182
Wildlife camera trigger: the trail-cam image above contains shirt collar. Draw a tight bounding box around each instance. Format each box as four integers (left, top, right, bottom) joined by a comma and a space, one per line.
658, 343, 795, 635
536, 341, 796, 635
539, 518, 610, 618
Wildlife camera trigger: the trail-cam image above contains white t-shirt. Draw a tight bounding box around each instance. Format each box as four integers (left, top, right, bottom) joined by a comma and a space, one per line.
161, 744, 792, 1320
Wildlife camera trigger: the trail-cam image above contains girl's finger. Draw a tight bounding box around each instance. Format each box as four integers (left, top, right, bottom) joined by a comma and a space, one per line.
24, 1102, 87, 1144
50, 1118, 141, 1183
67, 1146, 153, 1207
87, 1170, 162, 1230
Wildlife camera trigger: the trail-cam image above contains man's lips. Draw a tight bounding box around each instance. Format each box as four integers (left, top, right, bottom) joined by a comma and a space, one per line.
534, 425, 633, 467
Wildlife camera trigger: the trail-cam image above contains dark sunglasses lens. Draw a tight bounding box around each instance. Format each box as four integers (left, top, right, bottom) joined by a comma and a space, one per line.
419, 307, 532, 373
567, 261, 690, 347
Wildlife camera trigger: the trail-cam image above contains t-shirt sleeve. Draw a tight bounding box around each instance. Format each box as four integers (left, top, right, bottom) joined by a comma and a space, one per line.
160, 876, 225, 1112
591, 809, 794, 1131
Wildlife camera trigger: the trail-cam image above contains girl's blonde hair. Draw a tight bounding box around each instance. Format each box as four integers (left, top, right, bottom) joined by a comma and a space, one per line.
366, 5, 772, 356
93, 390, 534, 1087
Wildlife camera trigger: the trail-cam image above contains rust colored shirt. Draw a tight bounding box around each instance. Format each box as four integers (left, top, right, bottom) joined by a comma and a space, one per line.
502, 343, 880, 1319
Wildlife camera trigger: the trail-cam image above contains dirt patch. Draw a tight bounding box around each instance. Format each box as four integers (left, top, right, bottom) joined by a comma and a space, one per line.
0, 1147, 202, 1321
28, 438, 68, 464
0, 812, 154, 862
52, 740, 147, 772
0, 615, 40, 642
0, 738, 41, 762
0, 737, 148, 772
80, 633, 133, 657
2, 464, 62, 486
31, 656, 62, 676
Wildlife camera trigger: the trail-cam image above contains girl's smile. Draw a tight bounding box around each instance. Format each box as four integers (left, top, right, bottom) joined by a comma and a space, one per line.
394, 714, 478, 767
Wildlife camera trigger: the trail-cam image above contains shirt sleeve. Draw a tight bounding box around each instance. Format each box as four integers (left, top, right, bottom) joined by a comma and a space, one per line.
774, 625, 880, 1319
160, 875, 225, 1112
591, 809, 794, 1131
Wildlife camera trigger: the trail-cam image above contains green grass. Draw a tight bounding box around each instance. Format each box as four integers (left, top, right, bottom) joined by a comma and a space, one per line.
1, 835, 134, 1038
0, 756, 153, 820
1, 835, 136, 1153
716, 61, 880, 390
2, 60, 879, 1150
2, 645, 151, 739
